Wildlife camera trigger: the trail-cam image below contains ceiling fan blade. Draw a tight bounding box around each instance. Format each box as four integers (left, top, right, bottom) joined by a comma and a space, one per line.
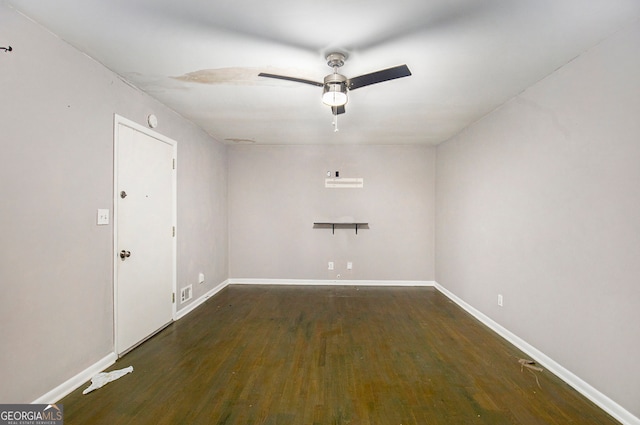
258, 72, 323, 87
347, 65, 412, 90
331, 105, 346, 115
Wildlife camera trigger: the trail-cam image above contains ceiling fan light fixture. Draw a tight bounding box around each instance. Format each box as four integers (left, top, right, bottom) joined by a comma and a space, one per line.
322, 73, 348, 106
322, 82, 348, 106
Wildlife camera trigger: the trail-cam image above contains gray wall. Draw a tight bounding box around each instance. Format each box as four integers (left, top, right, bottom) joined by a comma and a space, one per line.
0, 5, 227, 403
435, 21, 640, 417
229, 145, 435, 281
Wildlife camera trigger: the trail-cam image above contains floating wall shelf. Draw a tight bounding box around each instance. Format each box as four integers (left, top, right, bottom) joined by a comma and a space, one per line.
313, 222, 369, 234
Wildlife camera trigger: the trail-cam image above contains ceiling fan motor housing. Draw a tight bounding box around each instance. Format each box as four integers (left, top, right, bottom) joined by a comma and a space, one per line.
324, 73, 347, 85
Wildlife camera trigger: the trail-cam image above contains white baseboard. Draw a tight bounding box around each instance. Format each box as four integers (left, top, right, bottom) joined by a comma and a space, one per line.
175, 279, 230, 320
434, 282, 639, 425
228, 278, 435, 287
32, 352, 117, 404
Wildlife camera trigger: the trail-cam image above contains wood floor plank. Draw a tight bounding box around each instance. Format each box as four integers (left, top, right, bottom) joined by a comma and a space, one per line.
60, 286, 620, 424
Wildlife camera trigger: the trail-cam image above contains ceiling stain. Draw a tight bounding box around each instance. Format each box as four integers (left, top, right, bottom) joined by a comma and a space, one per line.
172, 67, 264, 85
173, 67, 322, 86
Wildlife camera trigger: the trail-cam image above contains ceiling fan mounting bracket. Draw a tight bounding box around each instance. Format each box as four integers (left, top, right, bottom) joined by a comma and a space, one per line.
326, 52, 346, 69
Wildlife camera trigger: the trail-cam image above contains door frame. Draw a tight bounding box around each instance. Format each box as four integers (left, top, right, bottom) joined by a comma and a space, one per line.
113, 114, 177, 355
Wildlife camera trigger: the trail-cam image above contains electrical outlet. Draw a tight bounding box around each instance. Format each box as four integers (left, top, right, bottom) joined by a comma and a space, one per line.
347, 262, 353, 270
328, 262, 334, 270
97, 209, 109, 225
497, 294, 503, 307
198, 273, 205, 284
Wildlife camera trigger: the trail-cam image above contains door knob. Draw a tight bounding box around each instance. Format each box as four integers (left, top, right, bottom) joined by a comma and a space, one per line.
119, 250, 131, 259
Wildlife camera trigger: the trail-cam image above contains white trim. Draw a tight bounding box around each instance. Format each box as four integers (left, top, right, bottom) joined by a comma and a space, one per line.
175, 279, 230, 320
113, 114, 178, 355
434, 282, 640, 425
32, 353, 117, 404
228, 278, 435, 287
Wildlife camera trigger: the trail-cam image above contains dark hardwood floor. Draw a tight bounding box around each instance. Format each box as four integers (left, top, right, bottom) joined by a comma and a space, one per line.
61, 285, 619, 424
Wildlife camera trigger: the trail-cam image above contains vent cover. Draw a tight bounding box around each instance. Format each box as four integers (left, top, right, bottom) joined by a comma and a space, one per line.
325, 178, 363, 188
181, 285, 193, 303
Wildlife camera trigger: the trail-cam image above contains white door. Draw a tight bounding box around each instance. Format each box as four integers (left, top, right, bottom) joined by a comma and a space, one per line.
114, 116, 176, 355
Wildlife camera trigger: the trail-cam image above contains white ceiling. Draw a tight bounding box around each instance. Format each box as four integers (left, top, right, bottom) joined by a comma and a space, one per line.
5, 0, 640, 145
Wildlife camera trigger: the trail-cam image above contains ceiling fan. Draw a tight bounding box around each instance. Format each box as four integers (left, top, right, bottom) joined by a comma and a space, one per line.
258, 52, 411, 120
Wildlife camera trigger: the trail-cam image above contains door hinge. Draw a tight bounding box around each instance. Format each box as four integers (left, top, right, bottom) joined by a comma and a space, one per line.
172, 292, 175, 303
172, 158, 176, 169
172, 226, 176, 237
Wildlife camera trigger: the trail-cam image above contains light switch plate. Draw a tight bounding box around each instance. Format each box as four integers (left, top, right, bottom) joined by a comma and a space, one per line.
97, 209, 109, 225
